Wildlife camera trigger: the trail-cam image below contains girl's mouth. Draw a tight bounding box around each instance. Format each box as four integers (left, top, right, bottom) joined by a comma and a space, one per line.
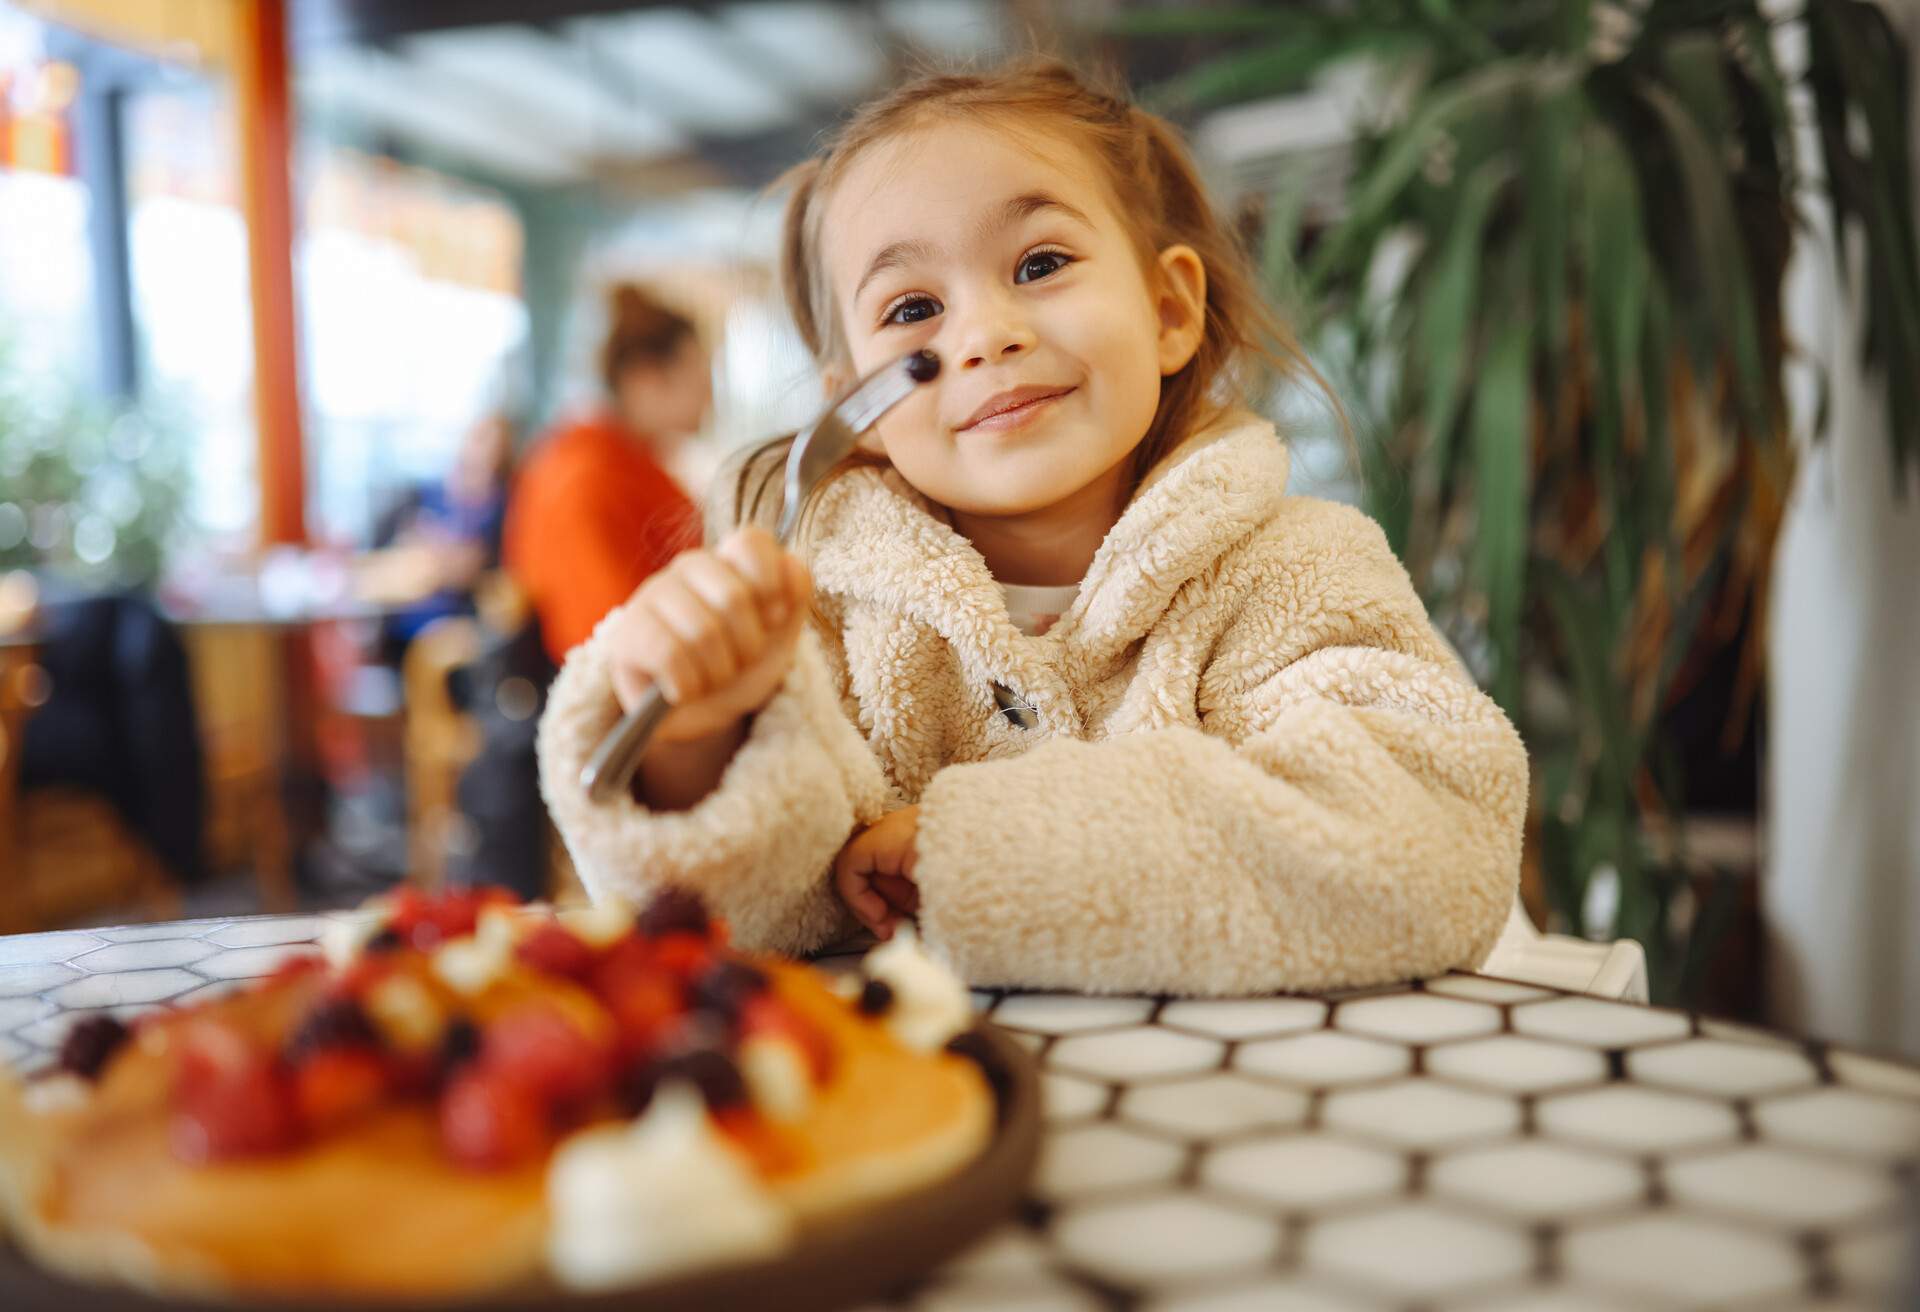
956, 385, 1076, 434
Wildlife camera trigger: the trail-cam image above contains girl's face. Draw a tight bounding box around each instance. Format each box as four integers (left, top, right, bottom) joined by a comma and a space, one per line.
820, 119, 1205, 518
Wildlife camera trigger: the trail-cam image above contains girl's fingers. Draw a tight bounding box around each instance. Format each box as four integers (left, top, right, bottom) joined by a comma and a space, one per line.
833, 863, 892, 936
676, 553, 767, 668
623, 594, 705, 706
779, 555, 812, 628
717, 527, 792, 626
645, 574, 738, 696
871, 871, 919, 916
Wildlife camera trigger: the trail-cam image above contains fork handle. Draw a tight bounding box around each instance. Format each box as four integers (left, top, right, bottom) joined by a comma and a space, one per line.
579, 684, 673, 803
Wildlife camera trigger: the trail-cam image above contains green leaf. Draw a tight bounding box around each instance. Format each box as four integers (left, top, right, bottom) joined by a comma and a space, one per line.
1469, 311, 1532, 715
1308, 59, 1579, 292
1414, 159, 1511, 494
1580, 122, 1648, 482
1637, 80, 1770, 434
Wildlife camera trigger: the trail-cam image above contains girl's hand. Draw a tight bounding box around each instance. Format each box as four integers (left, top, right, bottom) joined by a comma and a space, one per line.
605, 525, 813, 749
833, 807, 921, 939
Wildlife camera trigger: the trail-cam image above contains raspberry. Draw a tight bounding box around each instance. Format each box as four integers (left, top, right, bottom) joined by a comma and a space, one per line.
440, 1068, 547, 1169
170, 1021, 300, 1161
513, 922, 596, 982
637, 886, 709, 939
291, 1047, 389, 1132
390, 886, 520, 951
58, 1014, 131, 1082
479, 1005, 611, 1110
651, 932, 713, 982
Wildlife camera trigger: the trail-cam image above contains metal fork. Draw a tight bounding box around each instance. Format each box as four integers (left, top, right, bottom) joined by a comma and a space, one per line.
579, 348, 939, 803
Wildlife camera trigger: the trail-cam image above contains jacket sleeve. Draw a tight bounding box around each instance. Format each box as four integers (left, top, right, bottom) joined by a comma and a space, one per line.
536, 602, 892, 955
910, 504, 1529, 996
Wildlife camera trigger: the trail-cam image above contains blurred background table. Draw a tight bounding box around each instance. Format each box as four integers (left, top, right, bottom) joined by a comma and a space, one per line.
1, 915, 1913, 1310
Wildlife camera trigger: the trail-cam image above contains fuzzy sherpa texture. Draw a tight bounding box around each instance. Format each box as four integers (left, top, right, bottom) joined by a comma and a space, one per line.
537, 412, 1528, 995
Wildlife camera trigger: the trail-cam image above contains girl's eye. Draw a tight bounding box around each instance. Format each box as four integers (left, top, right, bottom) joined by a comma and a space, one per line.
882, 295, 941, 327
1016, 249, 1072, 284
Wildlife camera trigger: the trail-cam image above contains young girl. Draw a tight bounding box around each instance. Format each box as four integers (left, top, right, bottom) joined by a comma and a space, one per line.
536, 60, 1527, 995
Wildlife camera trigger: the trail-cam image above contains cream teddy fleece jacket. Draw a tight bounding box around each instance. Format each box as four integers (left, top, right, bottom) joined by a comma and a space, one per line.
537, 412, 1528, 996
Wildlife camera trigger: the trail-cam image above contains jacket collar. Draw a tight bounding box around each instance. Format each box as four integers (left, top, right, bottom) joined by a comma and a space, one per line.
803, 410, 1292, 673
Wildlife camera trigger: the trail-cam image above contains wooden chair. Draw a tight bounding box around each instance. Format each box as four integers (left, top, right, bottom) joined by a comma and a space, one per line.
182, 624, 297, 913
0, 646, 183, 934
401, 616, 483, 890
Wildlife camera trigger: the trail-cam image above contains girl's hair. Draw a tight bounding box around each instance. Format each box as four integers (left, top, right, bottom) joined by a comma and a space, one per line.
601, 283, 696, 395
727, 56, 1323, 535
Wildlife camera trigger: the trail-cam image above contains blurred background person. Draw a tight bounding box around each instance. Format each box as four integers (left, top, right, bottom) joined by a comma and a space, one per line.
363, 407, 515, 665
504, 283, 710, 666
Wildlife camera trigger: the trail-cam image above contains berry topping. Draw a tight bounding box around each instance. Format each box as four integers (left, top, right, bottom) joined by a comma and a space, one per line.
388, 886, 518, 951
480, 1005, 612, 1111
440, 1068, 547, 1169
283, 996, 381, 1063
362, 926, 404, 954
171, 1021, 300, 1162
619, 1046, 746, 1117
437, 1017, 482, 1079
58, 1014, 131, 1082
857, 977, 896, 1017
514, 922, 596, 982
636, 886, 709, 939
739, 994, 834, 1083
688, 958, 769, 1020
291, 1046, 389, 1132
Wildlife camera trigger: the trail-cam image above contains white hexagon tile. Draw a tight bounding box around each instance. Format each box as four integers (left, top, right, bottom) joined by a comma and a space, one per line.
4, 917, 1920, 1309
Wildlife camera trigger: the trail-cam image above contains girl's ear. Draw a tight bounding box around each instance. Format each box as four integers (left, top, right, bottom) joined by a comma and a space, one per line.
1154, 244, 1207, 376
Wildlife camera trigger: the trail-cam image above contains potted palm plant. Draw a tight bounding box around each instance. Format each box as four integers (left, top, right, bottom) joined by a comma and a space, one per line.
1117, 0, 1920, 999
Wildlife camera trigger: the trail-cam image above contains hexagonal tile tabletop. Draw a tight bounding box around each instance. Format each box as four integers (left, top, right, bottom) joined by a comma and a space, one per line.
1, 914, 1916, 1309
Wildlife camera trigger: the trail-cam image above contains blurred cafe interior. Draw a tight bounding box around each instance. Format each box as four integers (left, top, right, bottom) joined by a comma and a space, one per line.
0, 0, 1916, 1066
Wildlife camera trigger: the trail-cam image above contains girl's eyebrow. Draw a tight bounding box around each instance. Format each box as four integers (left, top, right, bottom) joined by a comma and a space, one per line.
853, 191, 1093, 304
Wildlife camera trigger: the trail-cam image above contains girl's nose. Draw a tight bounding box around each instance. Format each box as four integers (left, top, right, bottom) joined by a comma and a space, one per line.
956, 300, 1037, 370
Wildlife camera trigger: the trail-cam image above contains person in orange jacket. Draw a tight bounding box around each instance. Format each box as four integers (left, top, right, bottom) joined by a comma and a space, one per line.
505, 284, 710, 665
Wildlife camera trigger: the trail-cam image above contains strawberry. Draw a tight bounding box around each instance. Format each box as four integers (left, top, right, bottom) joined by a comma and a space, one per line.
712, 1106, 799, 1175
479, 1005, 611, 1110
170, 1020, 300, 1162
390, 886, 520, 951
291, 1046, 389, 1132
595, 964, 683, 1058
651, 931, 713, 982
739, 994, 834, 1083
513, 922, 596, 982
440, 1068, 546, 1169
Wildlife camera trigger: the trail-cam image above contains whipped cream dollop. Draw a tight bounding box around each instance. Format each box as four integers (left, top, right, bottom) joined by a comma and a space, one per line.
546, 1083, 792, 1289
862, 928, 974, 1052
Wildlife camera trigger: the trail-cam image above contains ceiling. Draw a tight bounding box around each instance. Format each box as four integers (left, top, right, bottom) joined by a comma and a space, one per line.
295, 1, 1010, 191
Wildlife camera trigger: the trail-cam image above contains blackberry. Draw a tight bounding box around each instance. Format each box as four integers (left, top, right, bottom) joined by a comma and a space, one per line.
857, 977, 896, 1017
362, 926, 404, 954
282, 996, 380, 1062
619, 1046, 746, 1116
688, 959, 768, 1021
58, 1014, 131, 1082
437, 1017, 482, 1080
637, 886, 709, 939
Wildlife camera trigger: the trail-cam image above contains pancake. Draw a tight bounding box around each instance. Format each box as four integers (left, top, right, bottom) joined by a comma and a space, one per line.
0, 891, 992, 1300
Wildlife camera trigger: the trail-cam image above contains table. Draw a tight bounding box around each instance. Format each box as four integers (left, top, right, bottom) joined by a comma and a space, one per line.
2, 915, 1915, 1310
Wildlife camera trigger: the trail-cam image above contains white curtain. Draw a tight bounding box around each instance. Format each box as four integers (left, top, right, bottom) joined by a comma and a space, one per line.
1764, 1, 1920, 1060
